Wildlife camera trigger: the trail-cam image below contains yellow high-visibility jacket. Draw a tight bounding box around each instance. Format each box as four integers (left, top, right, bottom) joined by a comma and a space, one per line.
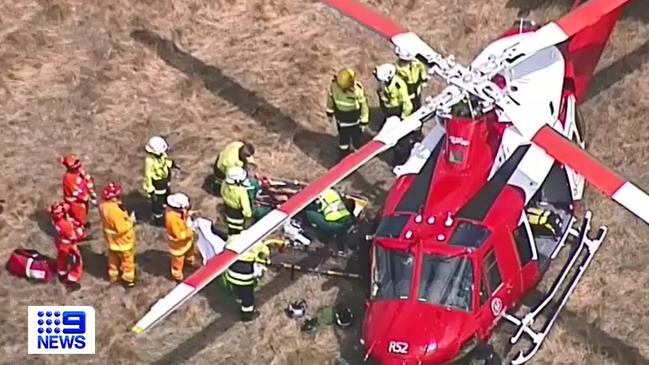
215, 141, 256, 176
143, 153, 172, 194
221, 182, 253, 219
326, 80, 369, 126
317, 188, 351, 222
395, 59, 428, 99
377, 76, 413, 119
226, 234, 270, 263
99, 201, 135, 251
164, 208, 193, 256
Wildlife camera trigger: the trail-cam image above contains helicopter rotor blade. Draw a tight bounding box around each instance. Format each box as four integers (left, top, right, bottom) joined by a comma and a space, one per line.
319, 0, 407, 40
319, 0, 445, 69
131, 86, 462, 334
487, 0, 631, 76
530, 126, 649, 224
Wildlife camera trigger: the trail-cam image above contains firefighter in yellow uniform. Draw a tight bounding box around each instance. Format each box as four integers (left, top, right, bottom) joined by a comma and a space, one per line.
99, 182, 136, 287
305, 188, 352, 256
224, 233, 271, 322
164, 192, 196, 282
374, 63, 416, 167
326, 68, 370, 161
526, 207, 563, 237
143, 136, 176, 226
213, 141, 256, 192
394, 46, 429, 110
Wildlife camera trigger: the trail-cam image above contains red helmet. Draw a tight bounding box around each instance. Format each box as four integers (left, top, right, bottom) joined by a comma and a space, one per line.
60, 155, 81, 170
102, 182, 122, 201
48, 202, 69, 219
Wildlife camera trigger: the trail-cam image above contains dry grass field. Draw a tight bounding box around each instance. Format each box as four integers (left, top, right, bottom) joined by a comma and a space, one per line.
1, 0, 648, 364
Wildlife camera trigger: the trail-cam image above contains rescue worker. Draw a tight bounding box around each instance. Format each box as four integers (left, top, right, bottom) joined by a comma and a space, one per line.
49, 201, 85, 291
221, 166, 263, 235
526, 207, 563, 237
98, 182, 136, 287
214, 141, 257, 192
325, 68, 369, 160
224, 233, 271, 322
60, 155, 96, 227
374, 64, 417, 166
305, 188, 352, 256
143, 136, 176, 226
164, 192, 197, 282
394, 46, 429, 110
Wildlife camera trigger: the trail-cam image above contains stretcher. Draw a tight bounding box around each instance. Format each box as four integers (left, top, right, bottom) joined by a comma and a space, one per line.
193, 177, 371, 262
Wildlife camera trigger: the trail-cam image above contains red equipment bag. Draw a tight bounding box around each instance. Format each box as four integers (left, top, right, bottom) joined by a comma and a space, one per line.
5, 248, 54, 282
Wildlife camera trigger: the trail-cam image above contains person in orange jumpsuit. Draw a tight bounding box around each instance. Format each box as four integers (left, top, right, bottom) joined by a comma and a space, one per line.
60, 155, 96, 227
49, 201, 85, 292
98, 182, 136, 288
164, 193, 197, 282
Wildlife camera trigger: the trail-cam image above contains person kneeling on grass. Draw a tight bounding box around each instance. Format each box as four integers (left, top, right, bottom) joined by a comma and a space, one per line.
305, 188, 353, 256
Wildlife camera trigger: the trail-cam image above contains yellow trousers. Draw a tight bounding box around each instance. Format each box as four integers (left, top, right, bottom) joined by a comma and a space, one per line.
170, 242, 196, 281
107, 248, 135, 285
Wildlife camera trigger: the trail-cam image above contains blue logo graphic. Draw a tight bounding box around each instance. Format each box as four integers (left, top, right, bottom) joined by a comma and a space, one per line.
28, 306, 95, 354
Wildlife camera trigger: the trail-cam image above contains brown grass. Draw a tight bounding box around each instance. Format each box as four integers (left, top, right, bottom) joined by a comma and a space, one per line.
0, 0, 648, 364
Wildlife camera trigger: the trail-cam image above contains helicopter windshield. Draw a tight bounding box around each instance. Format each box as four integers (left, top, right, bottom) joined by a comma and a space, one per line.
417, 253, 474, 311
371, 245, 414, 300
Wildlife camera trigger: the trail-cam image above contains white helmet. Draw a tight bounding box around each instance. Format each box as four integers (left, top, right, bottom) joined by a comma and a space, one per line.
167, 193, 190, 209
374, 63, 396, 83
395, 46, 414, 61
145, 136, 168, 155
225, 166, 247, 184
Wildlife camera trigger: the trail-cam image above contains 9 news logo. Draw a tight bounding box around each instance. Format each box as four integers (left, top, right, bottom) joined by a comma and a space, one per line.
28, 306, 95, 354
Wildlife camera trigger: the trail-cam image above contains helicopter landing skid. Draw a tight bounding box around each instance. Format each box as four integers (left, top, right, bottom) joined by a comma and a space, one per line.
502, 210, 607, 365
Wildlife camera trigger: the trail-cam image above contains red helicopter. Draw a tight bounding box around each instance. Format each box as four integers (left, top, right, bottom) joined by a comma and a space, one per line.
133, 0, 648, 364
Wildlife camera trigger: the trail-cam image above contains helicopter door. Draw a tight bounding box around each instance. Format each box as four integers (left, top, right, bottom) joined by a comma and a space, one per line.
513, 213, 544, 293
476, 250, 507, 336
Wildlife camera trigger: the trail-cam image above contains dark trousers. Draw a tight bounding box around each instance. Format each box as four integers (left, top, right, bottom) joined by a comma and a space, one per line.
224, 206, 245, 235
150, 178, 170, 225
412, 94, 422, 111
234, 284, 255, 317
337, 123, 362, 159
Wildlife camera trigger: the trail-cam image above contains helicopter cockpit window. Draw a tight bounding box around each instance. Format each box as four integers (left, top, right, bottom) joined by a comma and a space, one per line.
449, 222, 491, 248
371, 246, 414, 300
375, 215, 410, 238
417, 254, 474, 311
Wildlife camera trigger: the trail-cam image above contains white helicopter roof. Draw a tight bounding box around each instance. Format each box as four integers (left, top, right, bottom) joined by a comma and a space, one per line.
471, 31, 566, 124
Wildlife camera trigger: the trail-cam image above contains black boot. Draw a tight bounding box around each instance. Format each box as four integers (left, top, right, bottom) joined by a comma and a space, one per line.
241, 310, 260, 322
66, 282, 81, 292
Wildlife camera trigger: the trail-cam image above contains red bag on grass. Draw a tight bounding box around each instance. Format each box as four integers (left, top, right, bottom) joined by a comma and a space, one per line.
5, 248, 55, 282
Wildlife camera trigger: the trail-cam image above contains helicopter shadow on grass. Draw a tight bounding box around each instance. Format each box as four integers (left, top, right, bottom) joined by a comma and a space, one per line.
130, 29, 389, 202
506, 0, 649, 23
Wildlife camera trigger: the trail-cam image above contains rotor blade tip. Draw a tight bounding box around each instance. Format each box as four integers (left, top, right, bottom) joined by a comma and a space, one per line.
131, 326, 143, 334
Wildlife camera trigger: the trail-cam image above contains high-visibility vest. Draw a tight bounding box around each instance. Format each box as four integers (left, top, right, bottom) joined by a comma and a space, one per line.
377, 76, 413, 119
395, 60, 428, 99
221, 182, 253, 219
215, 141, 256, 176
326, 80, 369, 126
143, 154, 172, 194
317, 189, 351, 222
224, 235, 270, 286
526, 207, 561, 235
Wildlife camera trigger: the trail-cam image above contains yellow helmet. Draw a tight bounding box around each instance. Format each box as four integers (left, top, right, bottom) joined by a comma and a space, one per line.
336, 68, 355, 90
